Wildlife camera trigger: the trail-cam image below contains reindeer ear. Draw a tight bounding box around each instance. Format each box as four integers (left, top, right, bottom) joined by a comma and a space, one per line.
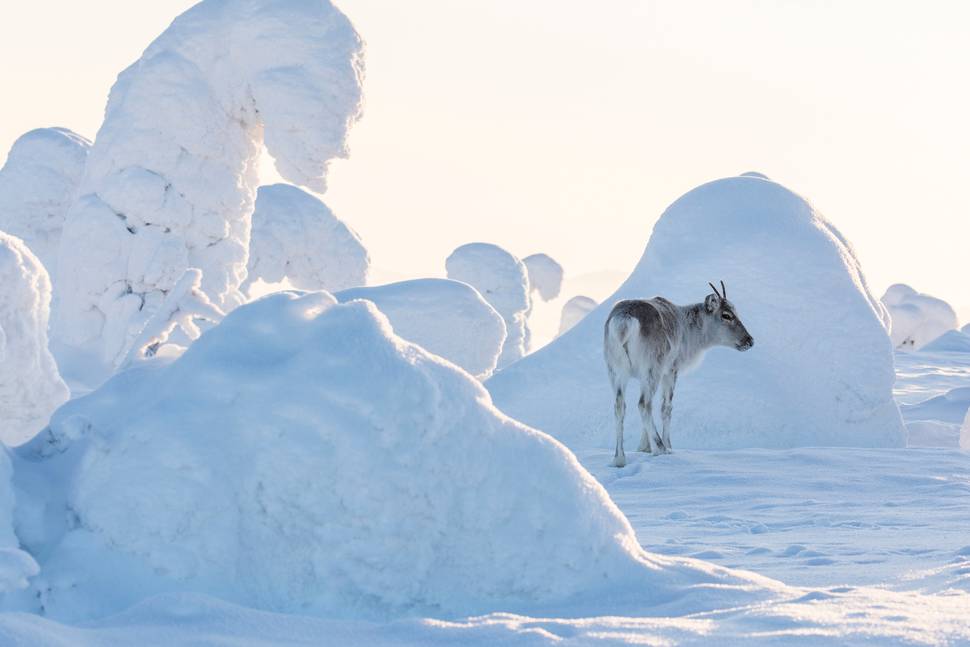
705, 293, 720, 313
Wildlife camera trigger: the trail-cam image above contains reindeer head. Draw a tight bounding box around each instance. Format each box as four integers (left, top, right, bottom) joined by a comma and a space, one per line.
704, 281, 754, 351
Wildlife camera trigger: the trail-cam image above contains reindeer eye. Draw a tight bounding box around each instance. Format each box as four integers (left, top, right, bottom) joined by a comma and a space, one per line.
721, 312, 734, 321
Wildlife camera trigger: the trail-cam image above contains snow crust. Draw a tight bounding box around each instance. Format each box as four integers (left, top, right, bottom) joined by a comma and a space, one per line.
446, 243, 530, 368
13, 291, 770, 621
0, 128, 90, 278
488, 175, 905, 449
335, 279, 505, 379
53, 0, 364, 367
522, 253, 563, 301
245, 184, 369, 294
920, 329, 970, 353
881, 284, 958, 351
0, 232, 69, 446
558, 295, 597, 336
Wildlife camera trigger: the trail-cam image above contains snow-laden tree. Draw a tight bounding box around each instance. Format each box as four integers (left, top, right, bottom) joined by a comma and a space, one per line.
881, 284, 958, 351
244, 184, 369, 295
0, 128, 90, 278
53, 0, 364, 367
446, 243, 530, 368
522, 253, 564, 301
0, 232, 69, 446
558, 295, 597, 336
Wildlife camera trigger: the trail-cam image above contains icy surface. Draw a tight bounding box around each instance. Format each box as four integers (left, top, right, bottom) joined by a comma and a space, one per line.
558, 294, 597, 336
0, 128, 90, 278
446, 243, 530, 368
335, 279, 505, 379
245, 184, 369, 295
488, 175, 904, 450
53, 0, 364, 367
522, 253, 563, 301
13, 291, 776, 622
881, 284, 958, 351
0, 232, 69, 446
920, 329, 970, 353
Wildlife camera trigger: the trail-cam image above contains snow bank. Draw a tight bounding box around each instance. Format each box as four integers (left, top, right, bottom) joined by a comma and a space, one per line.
0, 451, 38, 594
335, 279, 505, 379
881, 284, 958, 351
446, 243, 529, 368
17, 291, 772, 621
0, 232, 69, 446
920, 329, 970, 353
558, 295, 597, 336
245, 184, 369, 295
53, 0, 364, 367
522, 253, 564, 301
0, 128, 90, 277
488, 174, 905, 450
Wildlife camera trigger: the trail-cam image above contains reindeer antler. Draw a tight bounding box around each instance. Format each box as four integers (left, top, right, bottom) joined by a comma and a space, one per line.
708, 282, 722, 299
720, 280, 726, 300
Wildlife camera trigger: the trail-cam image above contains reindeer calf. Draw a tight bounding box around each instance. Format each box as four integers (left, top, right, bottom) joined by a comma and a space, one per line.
604, 282, 753, 467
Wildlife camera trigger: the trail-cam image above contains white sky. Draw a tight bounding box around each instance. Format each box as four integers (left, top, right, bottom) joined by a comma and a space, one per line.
1, 1, 967, 323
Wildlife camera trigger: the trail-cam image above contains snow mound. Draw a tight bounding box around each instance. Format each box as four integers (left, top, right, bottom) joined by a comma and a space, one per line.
0, 450, 38, 593
335, 279, 505, 379
881, 284, 958, 351
522, 253, 564, 301
245, 184, 369, 295
0, 128, 90, 277
488, 175, 905, 449
558, 295, 597, 336
17, 291, 773, 620
53, 0, 364, 367
446, 243, 530, 368
921, 329, 970, 353
0, 232, 69, 446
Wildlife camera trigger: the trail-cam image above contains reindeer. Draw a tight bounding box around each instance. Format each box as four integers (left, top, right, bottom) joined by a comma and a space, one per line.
604, 281, 754, 467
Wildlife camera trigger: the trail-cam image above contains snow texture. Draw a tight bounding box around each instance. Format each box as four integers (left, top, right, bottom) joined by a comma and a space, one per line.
0, 451, 38, 594
14, 291, 772, 621
963, 408, 970, 449
446, 243, 530, 368
488, 174, 905, 450
919, 329, 970, 353
558, 294, 597, 336
522, 253, 563, 301
244, 184, 369, 294
335, 279, 505, 379
881, 284, 958, 351
0, 128, 90, 278
0, 232, 69, 446
53, 0, 364, 367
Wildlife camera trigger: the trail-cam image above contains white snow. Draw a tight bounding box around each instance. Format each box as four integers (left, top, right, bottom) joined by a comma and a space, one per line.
244, 184, 369, 295
919, 328, 970, 353
446, 243, 530, 368
0, 232, 69, 446
962, 408, 970, 449
522, 253, 563, 301
0, 128, 90, 279
881, 283, 958, 351
558, 294, 597, 336
11, 291, 777, 622
52, 0, 364, 368
335, 279, 505, 379
0, 451, 38, 594
488, 174, 905, 450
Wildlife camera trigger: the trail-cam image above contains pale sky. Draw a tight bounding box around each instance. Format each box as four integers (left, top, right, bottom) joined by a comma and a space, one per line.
1, 1, 967, 323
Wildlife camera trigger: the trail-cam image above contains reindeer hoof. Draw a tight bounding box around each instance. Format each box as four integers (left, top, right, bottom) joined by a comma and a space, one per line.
637, 444, 651, 453
612, 455, 626, 468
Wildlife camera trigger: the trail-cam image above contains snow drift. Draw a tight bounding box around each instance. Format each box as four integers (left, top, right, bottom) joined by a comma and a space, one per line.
245, 184, 369, 294
15, 291, 776, 621
558, 295, 597, 336
882, 284, 958, 351
0, 232, 69, 446
53, 0, 364, 367
522, 253, 564, 301
0, 451, 38, 594
335, 279, 505, 379
488, 174, 905, 450
0, 128, 90, 278
446, 243, 529, 368
921, 329, 970, 353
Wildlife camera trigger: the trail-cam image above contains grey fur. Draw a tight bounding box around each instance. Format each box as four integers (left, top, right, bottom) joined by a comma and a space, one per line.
603, 285, 754, 467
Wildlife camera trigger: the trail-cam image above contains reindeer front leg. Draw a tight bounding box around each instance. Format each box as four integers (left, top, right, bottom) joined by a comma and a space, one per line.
612, 387, 627, 467
636, 368, 660, 453
659, 369, 678, 454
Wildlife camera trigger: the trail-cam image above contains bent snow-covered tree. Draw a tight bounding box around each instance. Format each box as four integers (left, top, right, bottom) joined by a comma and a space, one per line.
881, 284, 958, 351
446, 243, 530, 368
0, 232, 69, 446
54, 0, 364, 366
0, 128, 90, 278
244, 184, 369, 295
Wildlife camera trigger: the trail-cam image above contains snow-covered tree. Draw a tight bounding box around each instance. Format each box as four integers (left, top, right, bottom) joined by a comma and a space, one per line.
558, 295, 597, 336
0, 128, 90, 277
53, 0, 365, 367
881, 284, 958, 351
244, 184, 369, 295
446, 243, 529, 368
0, 231, 69, 446
522, 253, 564, 301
